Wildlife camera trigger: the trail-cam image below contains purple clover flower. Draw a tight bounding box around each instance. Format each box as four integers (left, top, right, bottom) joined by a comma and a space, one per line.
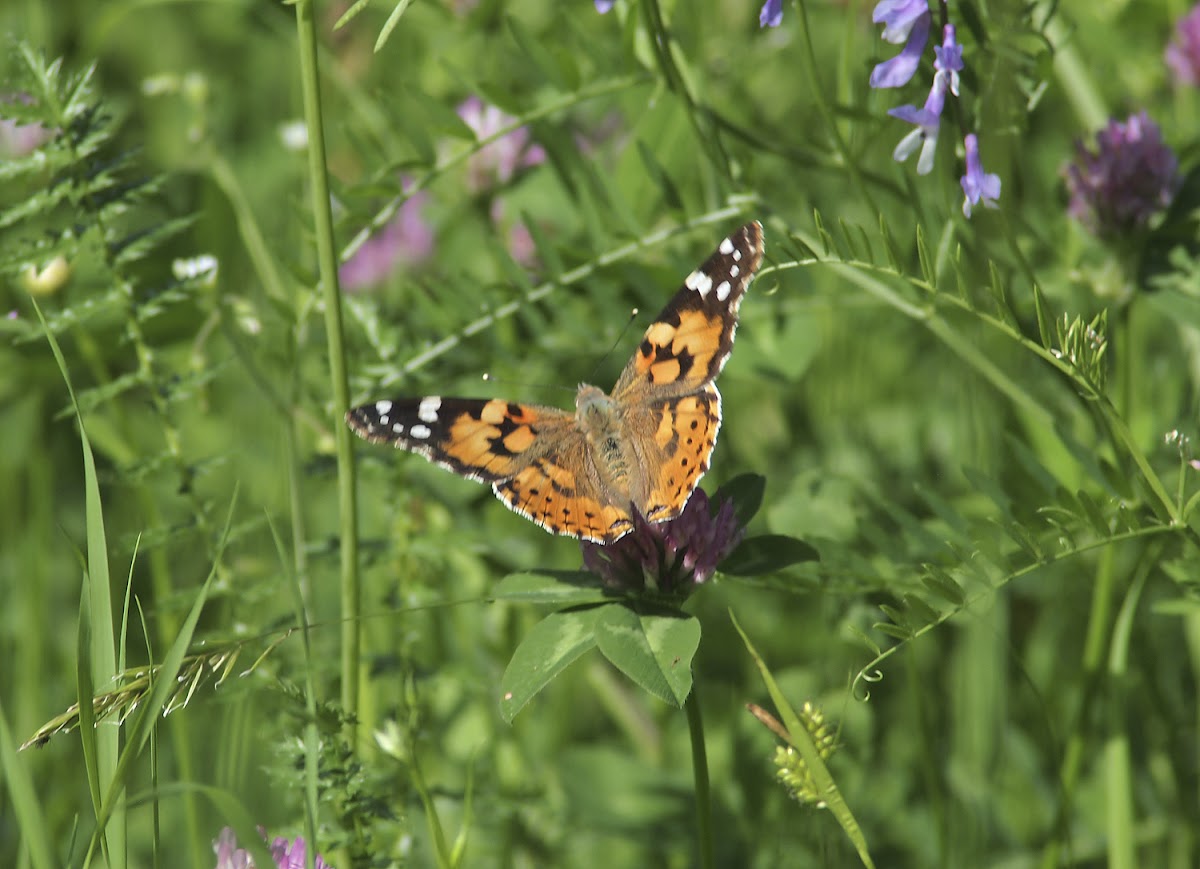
760, 0, 783, 28
339, 181, 434, 291
595, 0, 614, 12
581, 489, 745, 595
457, 96, 546, 191
1166, 4, 1200, 86
1063, 111, 1179, 238
869, 0, 931, 88
960, 133, 1001, 217
214, 827, 332, 869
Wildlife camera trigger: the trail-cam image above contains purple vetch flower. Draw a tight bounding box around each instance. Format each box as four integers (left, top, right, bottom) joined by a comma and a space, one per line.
933, 25, 963, 97
339, 182, 434, 291
869, 2, 931, 89
960, 133, 1002, 217
760, 0, 783, 28
1166, 4, 1200, 86
581, 489, 745, 595
1063, 111, 1179, 237
214, 827, 332, 869
457, 96, 546, 190
873, 0, 929, 42
887, 67, 949, 175
595, 0, 615, 12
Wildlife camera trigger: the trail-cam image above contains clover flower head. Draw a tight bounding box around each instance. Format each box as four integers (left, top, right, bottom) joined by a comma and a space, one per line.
1063, 111, 1179, 237
960, 133, 1002, 217
1166, 4, 1200, 86
339, 179, 433, 291
759, 0, 783, 28
581, 489, 744, 594
869, 4, 931, 89
457, 96, 546, 189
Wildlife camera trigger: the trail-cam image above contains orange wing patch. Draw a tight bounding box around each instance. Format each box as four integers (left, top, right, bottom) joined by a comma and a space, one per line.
633, 308, 727, 388
641, 385, 722, 522
494, 459, 635, 543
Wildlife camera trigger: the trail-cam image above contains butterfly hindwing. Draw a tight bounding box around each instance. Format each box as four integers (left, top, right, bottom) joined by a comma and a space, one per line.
628, 382, 722, 523
493, 453, 635, 542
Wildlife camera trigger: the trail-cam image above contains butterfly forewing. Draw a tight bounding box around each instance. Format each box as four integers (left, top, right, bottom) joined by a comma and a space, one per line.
613, 220, 764, 399
346, 396, 574, 483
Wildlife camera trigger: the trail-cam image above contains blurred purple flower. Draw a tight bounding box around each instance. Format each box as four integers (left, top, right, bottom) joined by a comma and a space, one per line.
873, 0, 928, 42
457, 96, 546, 190
1166, 4, 1200, 86
888, 103, 940, 174
869, 2, 931, 88
0, 94, 52, 156
490, 200, 538, 267
960, 133, 1002, 217
214, 827, 332, 869
339, 184, 433, 291
0, 118, 50, 156
760, 0, 783, 28
887, 69, 949, 175
933, 24, 963, 97
581, 489, 745, 595
1063, 111, 1179, 237
595, 0, 614, 12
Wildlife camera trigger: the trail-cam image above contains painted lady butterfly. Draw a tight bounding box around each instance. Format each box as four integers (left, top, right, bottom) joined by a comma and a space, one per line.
347, 221, 764, 543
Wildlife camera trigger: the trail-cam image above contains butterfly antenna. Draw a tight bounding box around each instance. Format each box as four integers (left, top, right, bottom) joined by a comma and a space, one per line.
585, 306, 640, 383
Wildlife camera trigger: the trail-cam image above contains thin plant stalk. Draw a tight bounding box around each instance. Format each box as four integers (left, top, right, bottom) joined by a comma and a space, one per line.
685, 684, 714, 869
292, 0, 362, 745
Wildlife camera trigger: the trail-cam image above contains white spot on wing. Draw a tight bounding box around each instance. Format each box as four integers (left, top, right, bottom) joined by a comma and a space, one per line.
732, 249, 742, 262
392, 422, 405, 434
410, 424, 432, 439
418, 396, 442, 423
719, 237, 734, 255
729, 264, 740, 277
685, 269, 714, 297
715, 280, 732, 301
375, 400, 393, 415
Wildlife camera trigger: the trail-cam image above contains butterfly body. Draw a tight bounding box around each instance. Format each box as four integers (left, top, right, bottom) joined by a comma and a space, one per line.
347, 221, 764, 543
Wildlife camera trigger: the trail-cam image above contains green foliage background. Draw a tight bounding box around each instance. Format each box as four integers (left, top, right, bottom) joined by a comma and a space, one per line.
2, 0, 1199, 866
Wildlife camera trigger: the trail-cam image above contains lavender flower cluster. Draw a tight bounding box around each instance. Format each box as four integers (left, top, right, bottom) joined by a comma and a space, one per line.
757, 0, 1000, 217
870, 2, 1000, 217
